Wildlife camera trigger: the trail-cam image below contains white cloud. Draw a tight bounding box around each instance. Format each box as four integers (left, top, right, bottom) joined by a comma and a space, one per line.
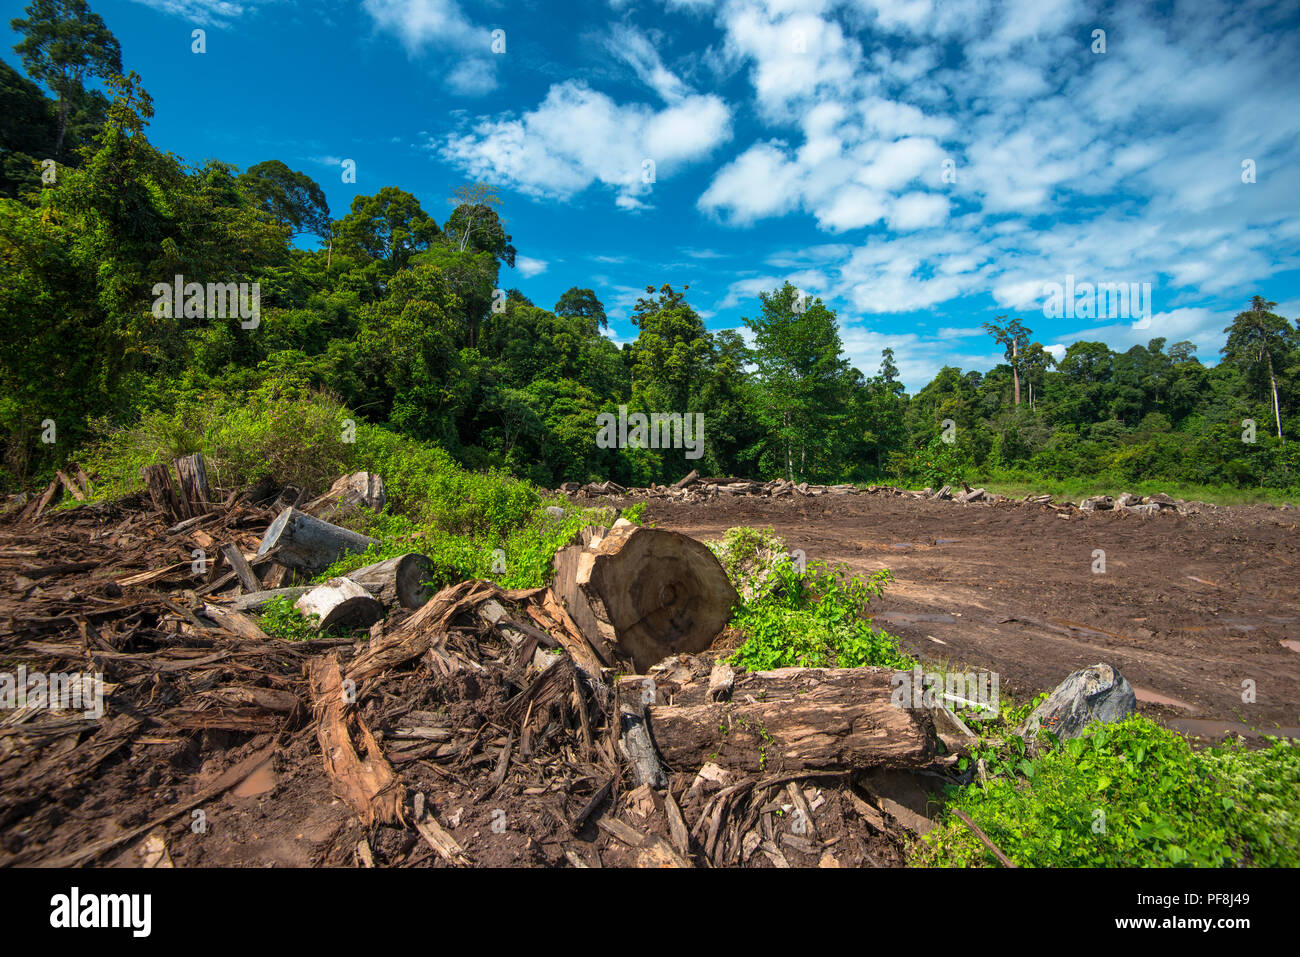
515, 256, 549, 278
362, 0, 498, 94
439, 77, 730, 208
887, 192, 949, 231
126, 0, 267, 26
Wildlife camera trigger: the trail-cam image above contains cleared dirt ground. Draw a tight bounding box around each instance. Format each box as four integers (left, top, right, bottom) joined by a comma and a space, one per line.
640, 493, 1300, 739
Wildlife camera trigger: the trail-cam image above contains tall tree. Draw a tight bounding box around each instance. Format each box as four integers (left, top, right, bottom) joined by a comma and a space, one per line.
744, 282, 852, 481
982, 315, 1031, 406
333, 186, 440, 271
555, 287, 607, 331
1223, 295, 1294, 441
444, 183, 516, 266
237, 160, 332, 242
11, 0, 121, 154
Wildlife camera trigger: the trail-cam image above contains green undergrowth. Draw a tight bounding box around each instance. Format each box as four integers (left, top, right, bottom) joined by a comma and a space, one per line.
914, 716, 1300, 868
79, 392, 647, 626
707, 526, 915, 671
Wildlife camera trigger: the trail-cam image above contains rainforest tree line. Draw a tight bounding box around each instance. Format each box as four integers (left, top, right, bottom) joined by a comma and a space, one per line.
2, 1, 1298, 494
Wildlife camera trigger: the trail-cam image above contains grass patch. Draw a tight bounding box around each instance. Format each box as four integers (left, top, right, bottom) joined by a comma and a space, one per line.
977, 475, 1295, 507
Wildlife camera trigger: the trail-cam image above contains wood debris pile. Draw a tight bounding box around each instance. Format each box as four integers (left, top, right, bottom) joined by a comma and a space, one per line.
0, 455, 980, 868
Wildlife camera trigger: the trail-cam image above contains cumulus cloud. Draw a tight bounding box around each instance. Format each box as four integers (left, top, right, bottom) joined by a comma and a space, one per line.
440, 81, 731, 208
362, 0, 500, 94
515, 256, 549, 278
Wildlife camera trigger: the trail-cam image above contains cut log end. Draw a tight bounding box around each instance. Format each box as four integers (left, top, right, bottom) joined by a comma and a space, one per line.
295, 578, 385, 632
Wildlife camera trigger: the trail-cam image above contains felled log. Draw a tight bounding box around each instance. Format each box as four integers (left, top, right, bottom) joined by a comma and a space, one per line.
222, 585, 313, 613
175, 453, 211, 517
552, 522, 737, 672
621, 665, 936, 773
295, 578, 385, 632
346, 553, 434, 609
303, 472, 386, 521
219, 544, 262, 593
257, 506, 379, 574
671, 469, 699, 489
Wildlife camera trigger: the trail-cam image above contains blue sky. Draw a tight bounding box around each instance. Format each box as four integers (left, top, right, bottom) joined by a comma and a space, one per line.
5, 0, 1300, 391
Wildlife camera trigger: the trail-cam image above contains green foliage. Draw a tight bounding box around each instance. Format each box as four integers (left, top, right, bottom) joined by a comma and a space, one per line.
709, 527, 914, 671
1, 1, 1296, 501
914, 717, 1300, 868
257, 595, 322, 642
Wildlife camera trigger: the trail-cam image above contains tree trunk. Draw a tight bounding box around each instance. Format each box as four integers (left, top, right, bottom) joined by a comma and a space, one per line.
622, 665, 937, 773
1269, 355, 1283, 442
551, 522, 738, 672
257, 507, 379, 574
1012, 339, 1020, 406
174, 453, 211, 518
140, 464, 182, 522
347, 553, 436, 609
54, 96, 68, 155
295, 578, 385, 632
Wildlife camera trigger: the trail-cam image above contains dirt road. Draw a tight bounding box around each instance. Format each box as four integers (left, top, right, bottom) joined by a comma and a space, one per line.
642, 493, 1300, 738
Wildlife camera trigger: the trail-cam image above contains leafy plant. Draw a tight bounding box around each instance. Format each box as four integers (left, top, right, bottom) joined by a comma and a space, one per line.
914, 717, 1300, 868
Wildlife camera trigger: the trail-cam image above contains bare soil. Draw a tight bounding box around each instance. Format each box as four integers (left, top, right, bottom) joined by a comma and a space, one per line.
642, 493, 1300, 737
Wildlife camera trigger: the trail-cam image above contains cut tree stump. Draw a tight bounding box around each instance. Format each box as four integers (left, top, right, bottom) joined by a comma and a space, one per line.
257, 507, 379, 574
295, 578, 385, 632
346, 553, 435, 609
141, 464, 181, 522
552, 522, 737, 672
174, 453, 211, 518
618, 665, 936, 773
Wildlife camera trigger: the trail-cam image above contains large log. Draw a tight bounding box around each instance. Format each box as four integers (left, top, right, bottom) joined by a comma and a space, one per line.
552, 522, 737, 672
347, 553, 435, 609
295, 578, 385, 632
257, 507, 379, 574
620, 665, 937, 773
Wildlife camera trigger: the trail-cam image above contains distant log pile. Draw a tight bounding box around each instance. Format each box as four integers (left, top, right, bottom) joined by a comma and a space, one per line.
554, 473, 1209, 515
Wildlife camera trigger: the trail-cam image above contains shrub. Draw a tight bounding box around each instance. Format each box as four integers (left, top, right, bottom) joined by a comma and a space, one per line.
709, 527, 914, 671
914, 717, 1300, 868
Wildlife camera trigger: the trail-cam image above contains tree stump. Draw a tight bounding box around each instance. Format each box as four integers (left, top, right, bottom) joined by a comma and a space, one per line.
174, 453, 211, 517
303, 472, 386, 522
552, 522, 738, 672
141, 464, 181, 522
